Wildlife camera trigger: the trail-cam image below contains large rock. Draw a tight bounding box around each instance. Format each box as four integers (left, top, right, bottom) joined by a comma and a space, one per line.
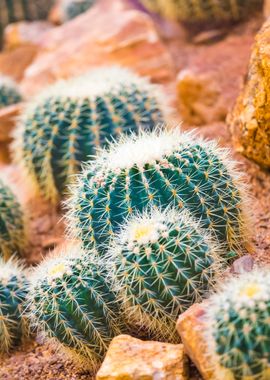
230, 19, 270, 168
21, 0, 175, 96
96, 334, 188, 380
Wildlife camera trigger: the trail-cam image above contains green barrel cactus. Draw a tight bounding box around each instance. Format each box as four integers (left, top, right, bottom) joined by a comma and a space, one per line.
16, 67, 166, 204
108, 208, 221, 342
27, 245, 122, 368
68, 128, 249, 258
205, 269, 270, 380
0, 257, 29, 353
0, 75, 22, 108
0, 179, 25, 260
61, 0, 96, 21
140, 0, 262, 24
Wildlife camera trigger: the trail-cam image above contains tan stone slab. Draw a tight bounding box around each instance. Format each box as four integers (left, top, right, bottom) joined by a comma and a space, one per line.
96, 334, 188, 380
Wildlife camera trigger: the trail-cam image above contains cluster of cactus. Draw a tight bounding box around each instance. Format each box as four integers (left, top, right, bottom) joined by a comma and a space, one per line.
68, 128, 249, 259
0, 75, 22, 109
205, 269, 270, 380
0, 179, 25, 260
16, 67, 165, 204
26, 245, 122, 367
61, 0, 96, 21
0, 257, 29, 354
139, 0, 263, 24
108, 208, 221, 342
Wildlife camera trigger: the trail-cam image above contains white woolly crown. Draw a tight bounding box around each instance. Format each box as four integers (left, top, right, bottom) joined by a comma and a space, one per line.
0, 256, 25, 282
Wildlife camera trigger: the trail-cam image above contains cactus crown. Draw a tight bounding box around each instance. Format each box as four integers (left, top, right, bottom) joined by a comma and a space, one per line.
68, 128, 250, 257
0, 75, 21, 108
0, 179, 25, 260
16, 66, 166, 204
140, 0, 263, 24
0, 257, 29, 353
62, 0, 96, 21
206, 269, 270, 380
27, 245, 122, 369
107, 207, 221, 342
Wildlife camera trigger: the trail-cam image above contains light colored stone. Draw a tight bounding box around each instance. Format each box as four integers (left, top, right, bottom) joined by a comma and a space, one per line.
96, 334, 188, 380
21, 0, 175, 97
230, 18, 270, 168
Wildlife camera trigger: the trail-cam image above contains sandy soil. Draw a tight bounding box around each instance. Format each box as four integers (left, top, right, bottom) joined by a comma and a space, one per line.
1, 12, 270, 380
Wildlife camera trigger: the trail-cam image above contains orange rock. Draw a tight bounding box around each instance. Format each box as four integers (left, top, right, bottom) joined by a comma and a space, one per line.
230, 19, 270, 168
21, 0, 175, 96
96, 334, 188, 380
0, 103, 22, 142
3, 21, 53, 51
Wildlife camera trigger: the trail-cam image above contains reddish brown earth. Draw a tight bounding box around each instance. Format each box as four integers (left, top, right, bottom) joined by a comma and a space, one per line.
0, 6, 269, 380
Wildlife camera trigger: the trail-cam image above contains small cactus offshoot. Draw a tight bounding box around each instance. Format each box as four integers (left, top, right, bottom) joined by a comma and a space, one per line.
16, 67, 166, 204
0, 179, 25, 260
27, 246, 122, 369
108, 208, 221, 342
61, 0, 96, 21
205, 269, 270, 380
0, 75, 22, 108
140, 0, 263, 24
68, 128, 249, 257
0, 257, 29, 354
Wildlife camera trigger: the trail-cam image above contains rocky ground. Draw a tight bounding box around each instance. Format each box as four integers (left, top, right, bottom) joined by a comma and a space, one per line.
0, 1, 269, 379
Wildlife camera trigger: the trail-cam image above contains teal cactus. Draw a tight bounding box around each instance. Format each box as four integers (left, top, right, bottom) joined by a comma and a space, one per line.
0, 257, 29, 354
61, 0, 96, 21
0, 179, 25, 260
15, 67, 166, 204
27, 245, 122, 368
68, 128, 250, 258
205, 269, 270, 380
108, 208, 221, 342
140, 0, 263, 24
0, 75, 22, 108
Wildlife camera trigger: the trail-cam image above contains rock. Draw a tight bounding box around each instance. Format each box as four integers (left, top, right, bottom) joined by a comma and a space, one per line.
264, 0, 270, 19
21, 0, 175, 96
177, 303, 228, 380
3, 21, 53, 51
48, 0, 66, 24
96, 334, 188, 380
230, 19, 270, 168
230, 254, 255, 274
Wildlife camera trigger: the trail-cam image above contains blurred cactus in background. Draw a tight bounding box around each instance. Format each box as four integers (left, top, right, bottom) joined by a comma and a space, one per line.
61, 0, 96, 21
0, 75, 22, 108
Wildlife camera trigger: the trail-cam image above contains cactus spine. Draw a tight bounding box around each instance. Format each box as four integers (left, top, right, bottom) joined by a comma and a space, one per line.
0, 75, 22, 108
61, 0, 96, 21
27, 246, 122, 368
68, 128, 249, 258
140, 0, 262, 24
108, 208, 221, 342
16, 67, 166, 204
0, 179, 25, 260
0, 257, 29, 353
205, 269, 270, 380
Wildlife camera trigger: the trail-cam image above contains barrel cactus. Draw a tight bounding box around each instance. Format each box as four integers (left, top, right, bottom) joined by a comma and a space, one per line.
205, 269, 270, 380
0, 179, 25, 260
68, 128, 249, 258
140, 0, 263, 24
16, 67, 166, 204
0, 75, 22, 108
27, 246, 122, 368
0, 257, 29, 354
108, 208, 221, 342
61, 0, 96, 21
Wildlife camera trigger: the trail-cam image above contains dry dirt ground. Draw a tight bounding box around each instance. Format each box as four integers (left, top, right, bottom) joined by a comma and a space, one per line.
0, 12, 270, 380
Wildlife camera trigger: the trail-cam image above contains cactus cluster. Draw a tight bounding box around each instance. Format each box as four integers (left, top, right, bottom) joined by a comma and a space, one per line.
68, 128, 249, 259
108, 208, 221, 342
16, 67, 165, 204
205, 269, 270, 380
140, 0, 263, 24
27, 245, 122, 368
0, 179, 25, 260
0, 75, 22, 109
0, 257, 29, 354
61, 0, 96, 21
